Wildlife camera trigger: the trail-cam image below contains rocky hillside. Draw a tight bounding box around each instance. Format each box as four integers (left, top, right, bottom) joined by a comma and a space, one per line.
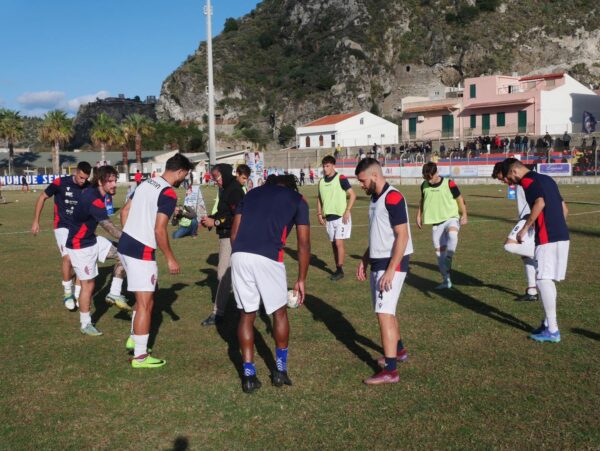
158, 0, 600, 135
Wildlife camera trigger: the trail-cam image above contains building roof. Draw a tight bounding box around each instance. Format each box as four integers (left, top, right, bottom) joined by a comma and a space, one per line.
463, 97, 534, 110
303, 112, 360, 127
519, 72, 564, 82
402, 100, 460, 114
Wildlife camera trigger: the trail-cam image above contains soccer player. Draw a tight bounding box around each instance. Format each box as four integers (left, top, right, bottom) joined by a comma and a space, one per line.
355, 158, 413, 385
201, 164, 245, 326
118, 153, 194, 367
416, 162, 467, 289
230, 174, 310, 393
65, 166, 126, 336
491, 162, 538, 301
317, 155, 356, 281
31, 162, 92, 310
504, 158, 569, 343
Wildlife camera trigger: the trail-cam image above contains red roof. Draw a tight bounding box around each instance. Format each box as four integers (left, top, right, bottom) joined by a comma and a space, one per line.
303, 112, 360, 127
519, 72, 564, 82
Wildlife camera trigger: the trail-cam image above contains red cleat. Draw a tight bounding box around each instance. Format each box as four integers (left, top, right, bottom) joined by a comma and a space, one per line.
363, 369, 399, 385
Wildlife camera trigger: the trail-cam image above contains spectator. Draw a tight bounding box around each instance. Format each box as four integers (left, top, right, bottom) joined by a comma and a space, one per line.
134, 169, 142, 186
562, 131, 571, 150
21, 175, 30, 192
299, 168, 305, 186
171, 205, 198, 239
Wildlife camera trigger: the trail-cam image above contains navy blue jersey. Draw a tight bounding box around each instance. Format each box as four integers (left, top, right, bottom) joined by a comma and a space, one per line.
519, 171, 569, 245
66, 187, 108, 249
44, 176, 90, 229
232, 184, 310, 262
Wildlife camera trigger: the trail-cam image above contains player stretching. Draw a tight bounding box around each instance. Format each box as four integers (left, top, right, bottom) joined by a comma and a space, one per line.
504, 158, 569, 343
355, 158, 413, 385
317, 155, 356, 281
491, 162, 538, 301
119, 153, 193, 368
416, 162, 467, 289
230, 174, 310, 393
31, 162, 91, 310
65, 166, 126, 336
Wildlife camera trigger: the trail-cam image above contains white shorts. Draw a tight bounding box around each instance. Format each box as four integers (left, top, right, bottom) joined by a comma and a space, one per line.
54, 228, 69, 257
535, 241, 569, 281
119, 254, 158, 292
370, 270, 407, 315
432, 218, 460, 249
66, 245, 99, 281
506, 219, 535, 257
231, 252, 287, 315
326, 217, 352, 241
96, 236, 114, 263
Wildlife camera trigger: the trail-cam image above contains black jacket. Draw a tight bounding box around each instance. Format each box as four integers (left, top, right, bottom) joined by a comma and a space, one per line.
211, 164, 245, 239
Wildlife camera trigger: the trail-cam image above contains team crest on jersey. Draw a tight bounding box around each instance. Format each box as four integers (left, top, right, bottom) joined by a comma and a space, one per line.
151, 274, 156, 285
84, 266, 90, 275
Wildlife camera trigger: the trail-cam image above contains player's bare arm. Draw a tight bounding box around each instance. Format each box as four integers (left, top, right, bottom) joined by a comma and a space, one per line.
295, 224, 311, 304
230, 213, 242, 242
357, 247, 369, 281
31, 192, 50, 235
155, 212, 179, 274
99, 219, 122, 240
343, 188, 357, 224
316, 197, 325, 226
120, 199, 131, 227
379, 223, 409, 292
416, 198, 424, 229
518, 197, 545, 243
562, 201, 569, 219
457, 195, 468, 225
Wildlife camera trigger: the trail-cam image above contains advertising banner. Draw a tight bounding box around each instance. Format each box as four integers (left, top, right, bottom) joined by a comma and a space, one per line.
537, 163, 572, 177
244, 151, 265, 190
184, 185, 208, 217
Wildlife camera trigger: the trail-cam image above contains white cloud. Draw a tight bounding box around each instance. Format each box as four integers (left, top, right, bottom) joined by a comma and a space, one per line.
16, 90, 111, 116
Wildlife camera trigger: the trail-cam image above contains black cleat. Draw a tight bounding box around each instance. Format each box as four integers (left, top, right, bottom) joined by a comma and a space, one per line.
516, 292, 538, 302
242, 375, 262, 394
271, 370, 293, 387
329, 270, 344, 281
201, 313, 223, 326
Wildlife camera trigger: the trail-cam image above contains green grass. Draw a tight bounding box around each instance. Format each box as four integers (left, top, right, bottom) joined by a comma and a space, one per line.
1, 183, 599, 449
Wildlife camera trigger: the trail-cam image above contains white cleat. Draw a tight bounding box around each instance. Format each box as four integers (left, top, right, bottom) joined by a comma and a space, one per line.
435, 278, 452, 290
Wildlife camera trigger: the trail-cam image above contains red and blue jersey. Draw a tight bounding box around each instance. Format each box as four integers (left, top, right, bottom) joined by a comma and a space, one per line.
232, 184, 310, 262
66, 187, 108, 249
44, 176, 90, 229
519, 171, 569, 245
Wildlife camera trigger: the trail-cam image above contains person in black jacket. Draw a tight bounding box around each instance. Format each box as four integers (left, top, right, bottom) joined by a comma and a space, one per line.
200, 164, 245, 326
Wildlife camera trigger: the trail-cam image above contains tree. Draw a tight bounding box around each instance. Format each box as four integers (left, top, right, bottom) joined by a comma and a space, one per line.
40, 110, 73, 174
90, 112, 118, 163
0, 109, 25, 172
223, 17, 238, 32
112, 125, 132, 177
122, 114, 155, 166
278, 124, 296, 146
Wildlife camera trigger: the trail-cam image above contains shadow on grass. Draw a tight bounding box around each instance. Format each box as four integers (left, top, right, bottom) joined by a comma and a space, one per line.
407, 261, 531, 332
148, 282, 186, 348
571, 328, 600, 342
284, 246, 333, 275
91, 266, 131, 324
171, 436, 189, 451
303, 294, 382, 371
196, 268, 218, 308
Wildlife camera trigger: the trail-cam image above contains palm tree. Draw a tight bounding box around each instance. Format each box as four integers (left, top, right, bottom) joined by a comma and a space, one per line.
0, 109, 25, 175
90, 112, 118, 163
122, 114, 154, 166
113, 124, 132, 177
40, 110, 73, 174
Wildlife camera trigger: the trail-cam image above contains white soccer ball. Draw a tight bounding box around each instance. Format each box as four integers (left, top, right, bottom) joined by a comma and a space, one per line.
287, 289, 300, 308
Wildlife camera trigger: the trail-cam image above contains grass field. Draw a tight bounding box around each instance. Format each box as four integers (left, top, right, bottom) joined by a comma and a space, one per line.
1, 181, 599, 450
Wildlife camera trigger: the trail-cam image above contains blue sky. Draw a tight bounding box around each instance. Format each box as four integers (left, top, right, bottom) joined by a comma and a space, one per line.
0, 0, 261, 116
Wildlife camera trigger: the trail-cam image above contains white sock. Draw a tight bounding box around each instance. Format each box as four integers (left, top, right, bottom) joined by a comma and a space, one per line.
130, 311, 136, 336
80, 311, 91, 328
62, 280, 73, 296
436, 251, 447, 277
504, 242, 534, 258
446, 231, 459, 254
537, 279, 558, 333
523, 258, 537, 294
74, 284, 81, 300
133, 334, 149, 359
109, 277, 124, 296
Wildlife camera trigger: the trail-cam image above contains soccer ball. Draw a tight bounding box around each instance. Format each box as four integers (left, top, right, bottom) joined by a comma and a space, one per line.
287, 289, 300, 308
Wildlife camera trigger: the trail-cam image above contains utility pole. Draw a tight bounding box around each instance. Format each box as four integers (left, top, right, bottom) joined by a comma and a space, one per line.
205, 0, 217, 166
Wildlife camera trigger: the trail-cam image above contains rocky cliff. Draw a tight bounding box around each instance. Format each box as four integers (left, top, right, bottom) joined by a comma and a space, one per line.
158, 0, 600, 134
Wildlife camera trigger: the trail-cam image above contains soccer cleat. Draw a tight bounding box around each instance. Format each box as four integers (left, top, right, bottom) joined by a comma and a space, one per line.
201, 312, 223, 326
529, 329, 561, 343
131, 354, 166, 368
363, 369, 399, 385
105, 293, 132, 312
530, 321, 547, 335
242, 375, 262, 393
516, 291, 538, 302
330, 270, 345, 281
271, 370, 293, 387
80, 324, 103, 336
63, 294, 77, 311
435, 278, 452, 290
377, 348, 409, 368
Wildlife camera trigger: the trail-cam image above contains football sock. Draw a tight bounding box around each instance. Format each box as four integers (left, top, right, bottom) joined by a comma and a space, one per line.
336, 266, 344, 274
243, 362, 256, 376
130, 311, 136, 336
537, 279, 558, 333
523, 257, 537, 294
384, 357, 397, 372
397, 339, 405, 352
109, 277, 124, 296
80, 311, 91, 328
446, 230, 459, 255
74, 284, 81, 300
133, 334, 149, 359
62, 280, 73, 296
276, 347, 288, 372
436, 251, 447, 277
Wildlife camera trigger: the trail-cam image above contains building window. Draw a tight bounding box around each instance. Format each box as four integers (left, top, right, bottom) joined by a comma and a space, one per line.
331, 134, 335, 141
470, 114, 476, 129
305, 136, 310, 148
497, 112, 506, 127
469, 84, 476, 98
319, 135, 324, 147
360, 118, 364, 125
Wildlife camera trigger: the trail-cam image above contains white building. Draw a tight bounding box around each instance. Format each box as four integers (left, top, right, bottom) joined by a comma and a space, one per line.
296, 111, 399, 149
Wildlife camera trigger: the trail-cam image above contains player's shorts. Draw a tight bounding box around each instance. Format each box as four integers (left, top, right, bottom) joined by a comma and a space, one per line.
66, 244, 99, 281
432, 218, 460, 249
54, 228, 69, 257
370, 270, 407, 315
96, 236, 115, 263
118, 253, 158, 292
535, 240, 569, 281
231, 252, 287, 315
326, 217, 352, 241
506, 219, 535, 257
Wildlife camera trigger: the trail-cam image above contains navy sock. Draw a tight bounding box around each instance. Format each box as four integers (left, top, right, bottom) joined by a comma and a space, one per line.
397, 339, 405, 353
243, 362, 256, 376
384, 357, 397, 372
275, 347, 288, 372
